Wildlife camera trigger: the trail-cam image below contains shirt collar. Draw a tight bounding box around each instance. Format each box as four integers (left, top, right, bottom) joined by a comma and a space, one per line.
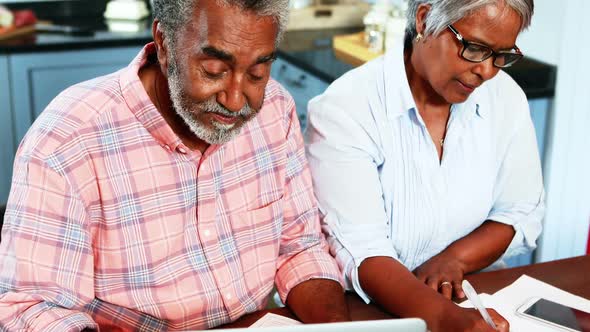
470, 85, 486, 119
119, 42, 184, 151
384, 41, 416, 119
383, 42, 485, 120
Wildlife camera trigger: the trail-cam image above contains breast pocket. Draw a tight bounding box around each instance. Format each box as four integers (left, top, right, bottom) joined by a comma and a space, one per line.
229, 198, 284, 295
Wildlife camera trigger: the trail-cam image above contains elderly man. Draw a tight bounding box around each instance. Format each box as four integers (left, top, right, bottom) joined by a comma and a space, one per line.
0, 0, 350, 330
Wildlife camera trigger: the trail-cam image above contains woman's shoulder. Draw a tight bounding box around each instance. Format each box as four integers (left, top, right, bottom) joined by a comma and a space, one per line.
470, 70, 533, 140
309, 56, 389, 118
480, 70, 527, 105
474, 70, 529, 118
321, 57, 386, 101
307, 56, 391, 148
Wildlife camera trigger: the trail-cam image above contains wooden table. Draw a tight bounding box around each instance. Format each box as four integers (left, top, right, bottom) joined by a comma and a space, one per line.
218, 255, 590, 328
465, 255, 590, 300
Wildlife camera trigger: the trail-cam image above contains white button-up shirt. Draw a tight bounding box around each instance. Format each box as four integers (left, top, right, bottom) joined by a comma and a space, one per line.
305, 44, 545, 302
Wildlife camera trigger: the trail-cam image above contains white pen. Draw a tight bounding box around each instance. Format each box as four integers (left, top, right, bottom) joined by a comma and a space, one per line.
462, 279, 497, 329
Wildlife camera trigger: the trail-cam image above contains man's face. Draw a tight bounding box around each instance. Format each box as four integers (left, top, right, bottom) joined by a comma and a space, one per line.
164, 0, 278, 145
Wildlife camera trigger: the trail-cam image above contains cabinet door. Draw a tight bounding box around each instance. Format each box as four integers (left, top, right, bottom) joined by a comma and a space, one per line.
271, 57, 329, 133
9, 46, 141, 144
0, 55, 15, 203
529, 98, 551, 161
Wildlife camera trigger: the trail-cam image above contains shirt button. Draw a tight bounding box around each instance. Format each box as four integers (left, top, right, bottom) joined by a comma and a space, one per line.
203, 229, 211, 237
225, 293, 233, 300
163, 145, 171, 151
178, 147, 187, 154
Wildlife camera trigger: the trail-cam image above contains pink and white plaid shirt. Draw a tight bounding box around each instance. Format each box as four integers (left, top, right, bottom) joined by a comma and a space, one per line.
0, 43, 341, 331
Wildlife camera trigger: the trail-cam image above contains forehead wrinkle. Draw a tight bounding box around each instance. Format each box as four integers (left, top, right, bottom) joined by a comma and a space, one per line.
175, 9, 211, 58
177, 1, 277, 66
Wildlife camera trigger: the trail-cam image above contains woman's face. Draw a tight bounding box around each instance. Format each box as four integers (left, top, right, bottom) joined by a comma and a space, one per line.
414, 4, 522, 104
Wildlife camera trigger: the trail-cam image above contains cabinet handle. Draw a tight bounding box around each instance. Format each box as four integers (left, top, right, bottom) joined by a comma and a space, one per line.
276, 64, 307, 89
278, 64, 288, 76
286, 74, 307, 88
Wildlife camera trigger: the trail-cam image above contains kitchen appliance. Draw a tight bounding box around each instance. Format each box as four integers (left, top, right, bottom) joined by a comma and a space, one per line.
287, 0, 370, 31
104, 0, 149, 21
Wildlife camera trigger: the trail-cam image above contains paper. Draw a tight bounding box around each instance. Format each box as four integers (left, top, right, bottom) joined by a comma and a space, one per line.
459, 275, 590, 332
458, 293, 494, 308
249, 313, 302, 328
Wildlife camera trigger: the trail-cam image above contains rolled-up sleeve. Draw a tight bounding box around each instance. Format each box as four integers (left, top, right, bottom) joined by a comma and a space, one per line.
274, 98, 343, 303
487, 91, 545, 258
305, 92, 398, 303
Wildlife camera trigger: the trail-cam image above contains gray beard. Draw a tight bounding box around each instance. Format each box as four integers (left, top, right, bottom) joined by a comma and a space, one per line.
167, 56, 259, 145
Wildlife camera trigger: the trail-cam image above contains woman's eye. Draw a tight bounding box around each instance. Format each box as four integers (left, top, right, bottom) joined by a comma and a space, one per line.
466, 44, 489, 55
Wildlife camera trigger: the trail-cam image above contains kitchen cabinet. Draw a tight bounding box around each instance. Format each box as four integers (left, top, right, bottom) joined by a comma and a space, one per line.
271, 57, 329, 133
0, 55, 14, 204
529, 98, 551, 162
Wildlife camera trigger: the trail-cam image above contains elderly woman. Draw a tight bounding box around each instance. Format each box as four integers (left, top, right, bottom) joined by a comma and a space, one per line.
306, 0, 544, 331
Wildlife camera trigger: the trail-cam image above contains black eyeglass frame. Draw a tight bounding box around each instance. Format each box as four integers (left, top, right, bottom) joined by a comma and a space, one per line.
446, 24, 523, 68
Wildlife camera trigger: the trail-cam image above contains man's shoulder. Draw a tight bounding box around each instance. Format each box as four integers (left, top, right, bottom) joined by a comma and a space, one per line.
256, 78, 296, 125
20, 70, 127, 158
263, 78, 296, 111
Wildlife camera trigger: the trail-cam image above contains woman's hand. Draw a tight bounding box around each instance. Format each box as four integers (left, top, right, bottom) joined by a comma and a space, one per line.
433, 306, 510, 332
413, 252, 467, 299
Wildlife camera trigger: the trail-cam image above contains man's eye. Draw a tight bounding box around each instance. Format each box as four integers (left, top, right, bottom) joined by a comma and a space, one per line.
248, 64, 269, 82
201, 61, 228, 79
249, 74, 264, 81
204, 70, 225, 79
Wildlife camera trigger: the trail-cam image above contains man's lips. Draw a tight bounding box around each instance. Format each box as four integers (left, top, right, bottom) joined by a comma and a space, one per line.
209, 112, 239, 125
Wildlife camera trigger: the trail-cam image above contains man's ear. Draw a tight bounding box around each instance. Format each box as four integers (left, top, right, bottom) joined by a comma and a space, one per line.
415, 4, 430, 36
152, 20, 169, 76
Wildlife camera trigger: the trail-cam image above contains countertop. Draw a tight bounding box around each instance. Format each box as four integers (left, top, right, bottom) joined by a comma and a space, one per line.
0, 22, 556, 99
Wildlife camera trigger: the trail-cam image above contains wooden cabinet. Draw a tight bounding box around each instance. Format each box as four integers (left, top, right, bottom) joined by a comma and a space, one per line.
0, 46, 141, 203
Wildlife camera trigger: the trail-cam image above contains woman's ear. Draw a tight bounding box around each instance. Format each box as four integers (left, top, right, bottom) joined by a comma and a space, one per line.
415, 3, 431, 36
152, 20, 169, 76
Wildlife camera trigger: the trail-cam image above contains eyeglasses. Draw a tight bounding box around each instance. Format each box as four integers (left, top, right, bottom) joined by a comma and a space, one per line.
447, 24, 523, 68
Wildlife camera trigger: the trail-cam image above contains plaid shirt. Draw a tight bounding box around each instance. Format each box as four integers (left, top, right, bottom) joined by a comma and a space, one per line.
0, 43, 341, 332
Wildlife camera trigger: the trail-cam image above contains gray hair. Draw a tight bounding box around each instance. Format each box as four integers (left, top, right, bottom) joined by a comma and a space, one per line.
405, 0, 534, 41
151, 0, 289, 49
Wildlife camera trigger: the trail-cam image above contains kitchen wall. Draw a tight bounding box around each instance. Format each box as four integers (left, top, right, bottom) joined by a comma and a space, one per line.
517, 0, 565, 66
518, 0, 590, 262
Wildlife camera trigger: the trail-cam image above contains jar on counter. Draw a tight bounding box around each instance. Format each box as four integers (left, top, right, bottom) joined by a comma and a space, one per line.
363, 4, 389, 53
385, 6, 407, 52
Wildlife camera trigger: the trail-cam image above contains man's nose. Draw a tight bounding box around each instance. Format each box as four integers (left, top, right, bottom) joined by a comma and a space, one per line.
218, 76, 246, 113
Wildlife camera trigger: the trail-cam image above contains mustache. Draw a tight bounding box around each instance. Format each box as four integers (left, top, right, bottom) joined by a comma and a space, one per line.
200, 99, 255, 119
